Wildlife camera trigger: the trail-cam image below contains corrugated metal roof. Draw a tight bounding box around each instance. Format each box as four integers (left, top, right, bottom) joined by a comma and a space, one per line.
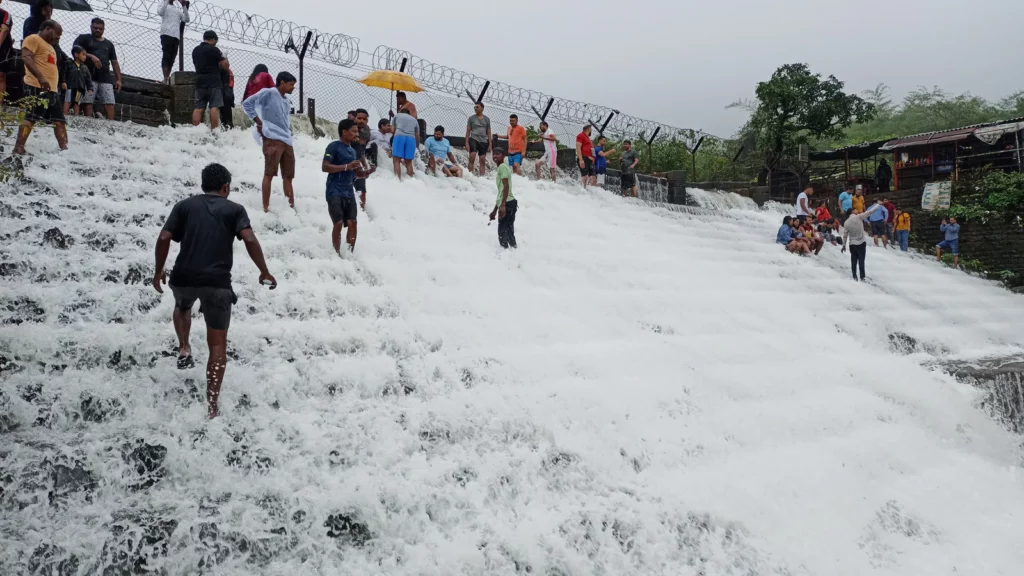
881, 117, 1024, 150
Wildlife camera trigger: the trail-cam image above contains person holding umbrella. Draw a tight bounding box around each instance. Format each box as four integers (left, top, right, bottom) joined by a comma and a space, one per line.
22, 0, 52, 40
157, 0, 190, 83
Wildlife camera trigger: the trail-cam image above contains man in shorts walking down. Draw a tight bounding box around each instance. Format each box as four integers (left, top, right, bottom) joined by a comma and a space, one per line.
157, 0, 190, 83
153, 163, 277, 419
426, 126, 463, 177
619, 140, 640, 197
936, 217, 960, 268
191, 30, 228, 129
352, 108, 376, 209
532, 120, 558, 182
13, 20, 68, 155
465, 102, 492, 176
391, 107, 419, 180
497, 114, 527, 175
73, 17, 121, 120
489, 148, 517, 249
322, 119, 363, 254
576, 125, 596, 188
243, 71, 297, 212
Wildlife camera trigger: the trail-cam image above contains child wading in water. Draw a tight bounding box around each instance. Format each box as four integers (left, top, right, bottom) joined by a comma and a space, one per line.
63, 45, 94, 116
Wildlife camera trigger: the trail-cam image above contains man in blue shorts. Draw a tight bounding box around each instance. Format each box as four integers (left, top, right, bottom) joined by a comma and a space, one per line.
426, 126, 463, 178
497, 114, 528, 175
936, 216, 960, 268
322, 119, 363, 253
391, 107, 419, 180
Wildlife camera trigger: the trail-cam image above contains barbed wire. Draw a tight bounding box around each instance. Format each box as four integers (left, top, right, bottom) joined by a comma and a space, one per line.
90, 0, 361, 67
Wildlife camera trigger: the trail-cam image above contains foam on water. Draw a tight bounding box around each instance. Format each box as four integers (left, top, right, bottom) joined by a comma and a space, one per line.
2, 121, 1024, 575
684, 188, 759, 211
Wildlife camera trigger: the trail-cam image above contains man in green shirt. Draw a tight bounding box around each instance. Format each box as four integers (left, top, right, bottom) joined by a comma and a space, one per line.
489, 148, 517, 249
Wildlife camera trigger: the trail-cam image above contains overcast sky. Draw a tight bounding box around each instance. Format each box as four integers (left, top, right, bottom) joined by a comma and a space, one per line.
215, 0, 1023, 137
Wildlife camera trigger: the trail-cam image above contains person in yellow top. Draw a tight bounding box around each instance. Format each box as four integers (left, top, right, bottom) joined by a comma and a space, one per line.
13, 20, 68, 155
852, 188, 866, 213
894, 208, 911, 252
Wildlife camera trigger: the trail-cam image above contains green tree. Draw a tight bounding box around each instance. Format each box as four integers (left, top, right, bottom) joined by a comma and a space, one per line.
740, 63, 875, 170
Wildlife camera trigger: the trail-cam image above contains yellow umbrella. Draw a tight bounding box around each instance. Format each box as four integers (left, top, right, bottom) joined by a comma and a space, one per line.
357, 70, 425, 93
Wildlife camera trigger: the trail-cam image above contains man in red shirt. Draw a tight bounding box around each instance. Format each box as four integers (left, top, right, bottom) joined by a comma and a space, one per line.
814, 200, 831, 222
882, 197, 897, 244
575, 125, 596, 188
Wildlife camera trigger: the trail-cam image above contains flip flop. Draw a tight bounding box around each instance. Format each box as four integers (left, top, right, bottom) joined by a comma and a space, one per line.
177, 355, 195, 370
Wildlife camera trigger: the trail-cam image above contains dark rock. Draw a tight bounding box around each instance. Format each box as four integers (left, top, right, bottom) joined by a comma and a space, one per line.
0, 201, 25, 219
325, 513, 371, 546
80, 394, 124, 423
0, 261, 23, 277
123, 265, 145, 285
42, 227, 73, 249
3, 296, 46, 324
888, 332, 918, 354
103, 270, 121, 283
107, 351, 139, 373
84, 231, 116, 252
100, 515, 179, 575
28, 543, 79, 576
48, 459, 96, 506
121, 439, 168, 490
546, 451, 577, 468
27, 201, 60, 220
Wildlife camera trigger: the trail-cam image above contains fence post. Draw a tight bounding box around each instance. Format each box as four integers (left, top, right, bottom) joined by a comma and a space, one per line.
297, 31, 313, 114
307, 98, 325, 138
178, 22, 185, 72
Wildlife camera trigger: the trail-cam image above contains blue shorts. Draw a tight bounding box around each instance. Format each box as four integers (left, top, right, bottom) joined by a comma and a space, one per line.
936, 239, 959, 254
507, 153, 522, 166
392, 135, 417, 160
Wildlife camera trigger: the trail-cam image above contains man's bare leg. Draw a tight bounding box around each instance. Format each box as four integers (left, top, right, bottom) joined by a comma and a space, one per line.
209, 107, 221, 130
936, 247, 942, 261
83, 104, 94, 118
427, 157, 436, 176
54, 123, 68, 151
12, 121, 33, 155
478, 156, 486, 175
283, 178, 295, 209
405, 159, 414, 177
534, 162, 542, 180
192, 108, 203, 127
359, 191, 366, 209
162, 67, 171, 83
393, 157, 402, 180
346, 219, 357, 253
332, 221, 344, 254
953, 254, 959, 268
261, 175, 274, 212
173, 306, 192, 358
104, 103, 114, 121
205, 328, 228, 419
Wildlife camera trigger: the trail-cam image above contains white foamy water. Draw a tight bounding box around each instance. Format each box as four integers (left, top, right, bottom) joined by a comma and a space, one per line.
2, 121, 1024, 575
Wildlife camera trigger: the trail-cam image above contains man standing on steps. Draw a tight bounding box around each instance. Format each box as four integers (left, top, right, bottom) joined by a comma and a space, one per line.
352, 108, 376, 209
838, 186, 853, 215
322, 119, 362, 254
391, 107, 419, 180
867, 199, 889, 249
936, 217, 960, 268
191, 30, 228, 130
576, 124, 595, 188
795, 184, 813, 224
73, 18, 121, 120
243, 71, 297, 212
152, 163, 277, 420
533, 120, 557, 182
497, 114, 527, 175
13, 20, 68, 155
489, 148, 517, 249
465, 102, 492, 176
395, 91, 417, 118
157, 0, 190, 83
842, 202, 883, 281
619, 140, 640, 197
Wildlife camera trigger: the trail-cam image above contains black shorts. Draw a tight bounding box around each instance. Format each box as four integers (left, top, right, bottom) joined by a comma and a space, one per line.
579, 156, 594, 176
194, 86, 224, 110
327, 195, 358, 225
366, 143, 379, 166
170, 285, 234, 331
620, 173, 636, 189
870, 220, 887, 236
468, 139, 489, 156
354, 178, 366, 193
160, 35, 180, 70
23, 86, 66, 124
0, 49, 15, 75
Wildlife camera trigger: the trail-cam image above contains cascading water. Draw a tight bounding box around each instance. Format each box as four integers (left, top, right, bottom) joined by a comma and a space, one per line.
2, 120, 1024, 575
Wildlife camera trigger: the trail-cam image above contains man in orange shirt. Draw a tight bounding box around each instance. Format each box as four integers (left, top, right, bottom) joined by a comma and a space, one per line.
497, 114, 528, 175
13, 20, 68, 155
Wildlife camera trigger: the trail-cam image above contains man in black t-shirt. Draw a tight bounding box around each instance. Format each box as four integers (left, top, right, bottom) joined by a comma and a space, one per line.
153, 163, 277, 419
0, 7, 13, 108
352, 108, 376, 209
191, 30, 228, 130
73, 17, 122, 120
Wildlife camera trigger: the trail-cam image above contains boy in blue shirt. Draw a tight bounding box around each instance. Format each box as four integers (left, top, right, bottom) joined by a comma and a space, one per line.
322, 118, 363, 254
594, 136, 613, 186
425, 126, 463, 178
936, 217, 960, 268
838, 187, 853, 214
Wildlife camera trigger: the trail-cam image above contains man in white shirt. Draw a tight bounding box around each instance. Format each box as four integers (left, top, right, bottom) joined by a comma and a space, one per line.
795, 184, 813, 224
842, 201, 882, 281
368, 118, 392, 166
157, 0, 190, 83
532, 120, 558, 182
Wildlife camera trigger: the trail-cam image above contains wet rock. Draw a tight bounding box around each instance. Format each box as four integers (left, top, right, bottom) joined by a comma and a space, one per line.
3, 297, 45, 325
123, 264, 146, 285
0, 355, 22, 375
103, 270, 121, 283
451, 467, 477, 487
79, 394, 124, 423
42, 227, 73, 249
325, 513, 372, 546
84, 231, 116, 252
888, 332, 918, 354
28, 543, 79, 576
0, 390, 18, 433
27, 201, 60, 220
100, 514, 179, 575
121, 439, 168, 490
0, 201, 25, 219
48, 458, 96, 506
546, 451, 577, 468
107, 351, 139, 373
0, 261, 23, 277
225, 445, 273, 474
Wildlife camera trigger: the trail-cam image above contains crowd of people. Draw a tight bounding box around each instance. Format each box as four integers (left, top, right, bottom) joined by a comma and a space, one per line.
777, 183, 962, 280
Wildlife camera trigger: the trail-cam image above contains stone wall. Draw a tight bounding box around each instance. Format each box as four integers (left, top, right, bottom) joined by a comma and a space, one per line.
864, 188, 1024, 287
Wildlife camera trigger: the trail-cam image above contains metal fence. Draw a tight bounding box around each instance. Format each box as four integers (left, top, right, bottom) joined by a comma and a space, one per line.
7, 1, 723, 147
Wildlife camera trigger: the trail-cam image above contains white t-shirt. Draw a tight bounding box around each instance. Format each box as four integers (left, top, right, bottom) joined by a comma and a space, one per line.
795, 192, 810, 216
542, 128, 557, 157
